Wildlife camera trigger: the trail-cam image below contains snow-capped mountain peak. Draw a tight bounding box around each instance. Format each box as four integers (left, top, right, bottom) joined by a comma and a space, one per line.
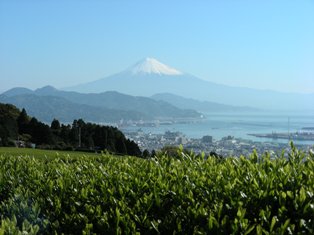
129, 57, 183, 75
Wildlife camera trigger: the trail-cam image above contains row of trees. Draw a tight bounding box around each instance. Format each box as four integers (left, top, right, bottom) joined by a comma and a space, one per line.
0, 103, 141, 157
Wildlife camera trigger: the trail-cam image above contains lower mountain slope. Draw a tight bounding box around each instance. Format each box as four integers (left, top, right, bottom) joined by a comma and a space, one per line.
1, 86, 202, 122
152, 93, 259, 112
0, 94, 147, 123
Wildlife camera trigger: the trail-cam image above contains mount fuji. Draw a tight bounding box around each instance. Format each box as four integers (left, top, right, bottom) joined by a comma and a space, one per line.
67, 58, 313, 110
130, 57, 182, 76
67, 57, 194, 96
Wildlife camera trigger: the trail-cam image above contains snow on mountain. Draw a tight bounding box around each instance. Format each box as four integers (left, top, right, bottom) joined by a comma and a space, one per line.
129, 57, 182, 75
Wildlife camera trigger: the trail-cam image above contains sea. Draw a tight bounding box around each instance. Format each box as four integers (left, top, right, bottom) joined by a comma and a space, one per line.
122, 111, 314, 146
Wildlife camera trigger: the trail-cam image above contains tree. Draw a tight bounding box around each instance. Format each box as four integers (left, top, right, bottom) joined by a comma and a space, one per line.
60, 124, 71, 144
51, 119, 61, 130
88, 135, 95, 149
17, 108, 29, 134
0, 104, 21, 145
115, 137, 127, 155
28, 117, 54, 145
125, 139, 142, 157
142, 149, 150, 159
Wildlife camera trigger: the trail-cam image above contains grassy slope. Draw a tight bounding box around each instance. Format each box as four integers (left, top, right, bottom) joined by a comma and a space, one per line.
0, 147, 100, 159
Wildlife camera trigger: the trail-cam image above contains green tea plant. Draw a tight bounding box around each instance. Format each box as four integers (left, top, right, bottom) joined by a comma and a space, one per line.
0, 145, 313, 234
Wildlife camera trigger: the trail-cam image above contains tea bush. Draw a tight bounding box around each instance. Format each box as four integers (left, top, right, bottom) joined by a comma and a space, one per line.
0, 145, 313, 234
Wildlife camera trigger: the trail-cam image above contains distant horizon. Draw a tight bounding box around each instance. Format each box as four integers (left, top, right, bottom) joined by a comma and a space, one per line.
1, 62, 314, 96
1, 1, 313, 93
1, 56, 314, 96
2, 84, 314, 114
1, 57, 314, 96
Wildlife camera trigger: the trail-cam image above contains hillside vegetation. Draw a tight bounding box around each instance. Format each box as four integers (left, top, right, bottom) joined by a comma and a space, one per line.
0, 145, 313, 234
0, 103, 141, 156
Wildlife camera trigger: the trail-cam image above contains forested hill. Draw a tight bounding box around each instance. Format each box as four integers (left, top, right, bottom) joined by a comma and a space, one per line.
1, 86, 202, 122
0, 103, 141, 156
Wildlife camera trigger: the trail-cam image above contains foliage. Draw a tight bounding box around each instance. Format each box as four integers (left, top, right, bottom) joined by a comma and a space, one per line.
0, 103, 141, 156
0, 103, 20, 146
0, 145, 313, 234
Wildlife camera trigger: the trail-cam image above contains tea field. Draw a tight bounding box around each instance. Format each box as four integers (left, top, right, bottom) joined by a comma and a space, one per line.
0, 146, 313, 234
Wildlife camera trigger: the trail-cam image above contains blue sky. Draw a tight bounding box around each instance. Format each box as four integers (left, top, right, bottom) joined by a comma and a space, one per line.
0, 0, 313, 93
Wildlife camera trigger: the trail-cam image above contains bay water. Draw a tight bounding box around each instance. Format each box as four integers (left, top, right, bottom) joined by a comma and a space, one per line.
123, 111, 314, 145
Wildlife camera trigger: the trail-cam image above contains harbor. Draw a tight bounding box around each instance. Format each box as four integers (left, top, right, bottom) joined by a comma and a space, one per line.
248, 127, 314, 141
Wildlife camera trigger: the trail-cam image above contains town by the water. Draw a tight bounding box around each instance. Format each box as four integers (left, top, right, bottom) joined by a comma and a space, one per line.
124, 129, 314, 157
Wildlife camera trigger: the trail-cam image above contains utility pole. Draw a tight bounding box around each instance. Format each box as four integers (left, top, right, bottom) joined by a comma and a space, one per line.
78, 126, 81, 148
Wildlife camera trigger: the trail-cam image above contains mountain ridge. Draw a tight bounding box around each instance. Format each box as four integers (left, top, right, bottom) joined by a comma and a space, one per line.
1, 87, 202, 122
65, 58, 313, 110
0, 94, 148, 123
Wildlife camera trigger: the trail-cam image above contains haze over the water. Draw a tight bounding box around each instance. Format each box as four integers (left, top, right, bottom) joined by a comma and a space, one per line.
0, 0, 313, 94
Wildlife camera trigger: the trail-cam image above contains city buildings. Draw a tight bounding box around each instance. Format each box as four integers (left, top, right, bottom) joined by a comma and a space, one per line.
124, 129, 313, 157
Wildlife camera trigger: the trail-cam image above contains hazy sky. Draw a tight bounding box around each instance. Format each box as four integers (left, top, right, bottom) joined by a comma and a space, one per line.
0, 0, 313, 93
